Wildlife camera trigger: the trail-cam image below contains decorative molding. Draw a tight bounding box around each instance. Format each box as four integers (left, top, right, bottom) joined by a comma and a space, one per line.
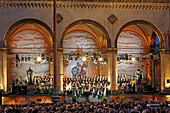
108, 14, 117, 24
0, 1, 169, 10
107, 48, 117, 53
57, 13, 63, 24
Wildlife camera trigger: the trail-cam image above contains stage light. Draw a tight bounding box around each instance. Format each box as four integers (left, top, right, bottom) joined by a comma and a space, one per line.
131, 57, 136, 62
16, 54, 20, 61
25, 57, 27, 62
82, 57, 86, 61
68, 55, 73, 60
21, 57, 24, 62
28, 57, 31, 61
37, 56, 42, 62
46, 57, 49, 61
50, 58, 53, 62
98, 57, 103, 62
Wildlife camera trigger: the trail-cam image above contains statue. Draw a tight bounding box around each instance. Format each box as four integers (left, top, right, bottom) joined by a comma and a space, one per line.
135, 69, 143, 83
26, 67, 34, 85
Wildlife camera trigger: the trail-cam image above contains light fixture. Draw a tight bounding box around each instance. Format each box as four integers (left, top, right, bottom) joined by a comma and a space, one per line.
82, 57, 87, 61
37, 56, 42, 62
16, 54, 20, 62
21, 57, 24, 62
50, 58, 53, 62
28, 57, 31, 62
98, 57, 103, 62
131, 57, 136, 62
46, 57, 49, 61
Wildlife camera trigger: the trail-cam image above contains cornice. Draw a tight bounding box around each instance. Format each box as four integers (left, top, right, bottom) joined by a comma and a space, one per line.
0, 1, 169, 10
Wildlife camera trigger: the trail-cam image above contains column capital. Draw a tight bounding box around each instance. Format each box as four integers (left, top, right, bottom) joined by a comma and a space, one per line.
57, 48, 63, 54
0, 48, 8, 54
107, 48, 117, 53
159, 49, 166, 54
54, 41, 58, 45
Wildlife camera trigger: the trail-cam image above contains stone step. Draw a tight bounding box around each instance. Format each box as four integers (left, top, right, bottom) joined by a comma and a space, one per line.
88, 95, 102, 102
76, 96, 87, 102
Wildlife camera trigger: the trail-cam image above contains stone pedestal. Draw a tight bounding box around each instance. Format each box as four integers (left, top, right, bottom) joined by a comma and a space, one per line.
137, 83, 143, 93
27, 85, 34, 94
51, 89, 60, 104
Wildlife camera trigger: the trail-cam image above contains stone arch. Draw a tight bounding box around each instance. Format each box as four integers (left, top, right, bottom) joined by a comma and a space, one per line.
60, 19, 111, 48
3, 18, 53, 47
115, 20, 165, 49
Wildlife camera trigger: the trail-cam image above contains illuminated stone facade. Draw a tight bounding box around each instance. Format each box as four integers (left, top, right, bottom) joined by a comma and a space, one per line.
0, 0, 169, 92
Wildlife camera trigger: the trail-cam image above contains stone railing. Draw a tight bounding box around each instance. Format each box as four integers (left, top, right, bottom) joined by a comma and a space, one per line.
0, 0, 169, 3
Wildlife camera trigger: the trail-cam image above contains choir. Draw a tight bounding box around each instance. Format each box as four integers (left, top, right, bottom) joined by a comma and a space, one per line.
63, 76, 111, 99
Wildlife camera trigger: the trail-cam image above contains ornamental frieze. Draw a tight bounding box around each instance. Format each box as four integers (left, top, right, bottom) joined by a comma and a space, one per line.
0, 1, 169, 10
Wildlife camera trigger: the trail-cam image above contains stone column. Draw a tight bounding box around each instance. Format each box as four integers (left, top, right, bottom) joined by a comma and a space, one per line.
164, 52, 170, 89
59, 49, 63, 91
151, 60, 155, 88
160, 49, 165, 91
0, 50, 7, 92
107, 48, 117, 92
0, 51, 3, 90
54, 47, 63, 90
97, 61, 100, 77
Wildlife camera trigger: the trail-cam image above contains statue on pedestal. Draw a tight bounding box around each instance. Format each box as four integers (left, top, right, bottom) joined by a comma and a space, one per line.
135, 69, 143, 84
26, 67, 34, 85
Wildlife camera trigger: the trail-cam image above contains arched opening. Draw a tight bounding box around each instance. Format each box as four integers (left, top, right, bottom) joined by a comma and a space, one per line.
116, 20, 163, 93
60, 19, 111, 94
5, 19, 53, 93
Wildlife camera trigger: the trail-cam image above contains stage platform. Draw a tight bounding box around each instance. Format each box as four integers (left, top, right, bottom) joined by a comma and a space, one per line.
1, 93, 170, 105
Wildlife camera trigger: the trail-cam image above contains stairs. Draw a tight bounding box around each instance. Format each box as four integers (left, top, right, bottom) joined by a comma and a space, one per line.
76, 95, 103, 102
76, 96, 87, 102
88, 95, 102, 102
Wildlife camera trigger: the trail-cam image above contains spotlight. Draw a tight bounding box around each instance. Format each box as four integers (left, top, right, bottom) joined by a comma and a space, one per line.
16, 62, 18, 67
21, 57, 24, 62
131, 57, 136, 62
28, 57, 31, 61
46, 57, 49, 61
25, 57, 27, 62
41, 53, 45, 58
82, 57, 86, 61
66, 57, 68, 60
77, 53, 79, 58
37, 56, 42, 62
16, 54, 20, 62
68, 55, 73, 60
98, 57, 103, 62
94, 61, 97, 64
104, 56, 107, 61
125, 54, 128, 60
91, 57, 94, 61
50, 58, 53, 62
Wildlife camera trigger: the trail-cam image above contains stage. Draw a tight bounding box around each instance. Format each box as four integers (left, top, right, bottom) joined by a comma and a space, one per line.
1, 93, 170, 105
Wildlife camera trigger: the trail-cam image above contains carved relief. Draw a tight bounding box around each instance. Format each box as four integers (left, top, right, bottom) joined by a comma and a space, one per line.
57, 13, 63, 24
108, 14, 118, 24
